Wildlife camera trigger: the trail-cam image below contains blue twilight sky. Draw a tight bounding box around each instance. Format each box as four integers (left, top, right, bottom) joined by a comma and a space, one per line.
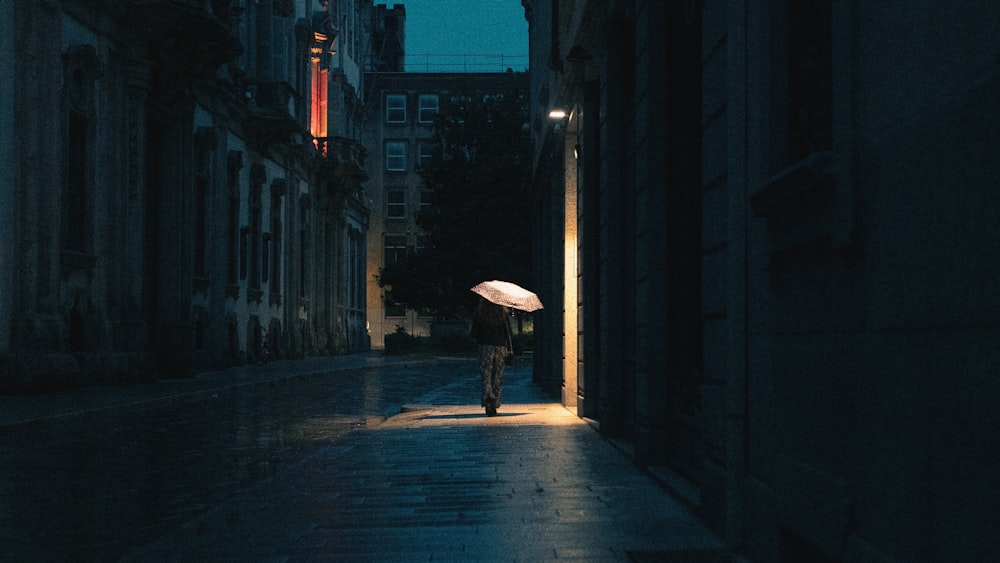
393, 0, 529, 72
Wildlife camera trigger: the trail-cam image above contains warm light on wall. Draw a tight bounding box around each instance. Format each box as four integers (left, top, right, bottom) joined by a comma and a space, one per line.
310, 32, 329, 144
548, 109, 567, 119
562, 129, 579, 409
310, 56, 328, 142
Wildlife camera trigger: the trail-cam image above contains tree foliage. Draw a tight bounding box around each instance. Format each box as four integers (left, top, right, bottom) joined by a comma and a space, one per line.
378, 73, 533, 318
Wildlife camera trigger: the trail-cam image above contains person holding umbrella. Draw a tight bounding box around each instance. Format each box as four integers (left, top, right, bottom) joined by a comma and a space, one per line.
469, 280, 543, 417
470, 298, 512, 417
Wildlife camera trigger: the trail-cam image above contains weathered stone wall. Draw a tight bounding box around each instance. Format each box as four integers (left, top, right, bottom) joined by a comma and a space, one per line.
1, 0, 371, 391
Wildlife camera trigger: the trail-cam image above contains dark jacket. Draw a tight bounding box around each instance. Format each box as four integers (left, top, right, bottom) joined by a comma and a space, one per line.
470, 314, 510, 346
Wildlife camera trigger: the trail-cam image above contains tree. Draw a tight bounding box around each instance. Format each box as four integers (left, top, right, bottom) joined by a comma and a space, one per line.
378, 73, 532, 318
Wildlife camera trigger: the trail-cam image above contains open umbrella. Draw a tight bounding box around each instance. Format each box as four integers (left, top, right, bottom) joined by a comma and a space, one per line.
470, 280, 544, 312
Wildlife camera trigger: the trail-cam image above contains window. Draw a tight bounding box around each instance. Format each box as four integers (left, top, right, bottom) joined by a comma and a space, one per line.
417, 140, 435, 169
240, 226, 249, 280
194, 153, 209, 278
385, 141, 407, 171
386, 189, 406, 219
227, 151, 243, 287
386, 94, 406, 123
261, 232, 271, 284
383, 235, 408, 317
62, 45, 100, 256
418, 189, 434, 215
194, 129, 216, 280
249, 165, 266, 295
787, 0, 832, 165
384, 292, 406, 318
299, 200, 309, 295
64, 110, 88, 252
384, 234, 408, 265
418, 94, 439, 122
269, 180, 285, 299
309, 39, 329, 141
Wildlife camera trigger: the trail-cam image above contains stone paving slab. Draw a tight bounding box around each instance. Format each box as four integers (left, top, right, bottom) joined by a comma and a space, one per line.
122, 368, 736, 562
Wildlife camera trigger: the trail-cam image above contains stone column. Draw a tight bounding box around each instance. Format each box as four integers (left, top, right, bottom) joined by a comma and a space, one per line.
119, 59, 152, 360
597, 15, 635, 437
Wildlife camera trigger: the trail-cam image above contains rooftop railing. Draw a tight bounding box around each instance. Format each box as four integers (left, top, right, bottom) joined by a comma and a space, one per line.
398, 54, 529, 73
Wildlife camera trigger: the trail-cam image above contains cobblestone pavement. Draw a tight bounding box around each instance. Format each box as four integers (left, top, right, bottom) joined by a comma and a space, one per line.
1, 354, 737, 562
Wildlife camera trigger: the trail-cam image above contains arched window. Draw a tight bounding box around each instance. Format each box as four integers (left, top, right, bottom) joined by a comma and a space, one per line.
62, 45, 100, 254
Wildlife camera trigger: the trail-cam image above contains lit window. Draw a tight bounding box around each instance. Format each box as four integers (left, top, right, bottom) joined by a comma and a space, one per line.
386, 189, 406, 219
418, 94, 439, 122
385, 141, 407, 171
309, 40, 328, 141
386, 94, 406, 123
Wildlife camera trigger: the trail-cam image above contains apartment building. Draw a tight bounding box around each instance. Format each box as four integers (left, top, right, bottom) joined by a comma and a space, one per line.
363, 71, 530, 347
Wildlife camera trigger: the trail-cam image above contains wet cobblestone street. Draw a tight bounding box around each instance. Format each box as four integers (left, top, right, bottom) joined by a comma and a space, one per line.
0, 355, 479, 561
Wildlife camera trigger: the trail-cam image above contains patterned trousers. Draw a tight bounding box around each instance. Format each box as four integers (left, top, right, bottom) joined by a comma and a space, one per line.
478, 344, 507, 408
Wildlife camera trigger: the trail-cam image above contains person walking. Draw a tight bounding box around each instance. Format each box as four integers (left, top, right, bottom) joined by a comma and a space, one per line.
470, 299, 512, 417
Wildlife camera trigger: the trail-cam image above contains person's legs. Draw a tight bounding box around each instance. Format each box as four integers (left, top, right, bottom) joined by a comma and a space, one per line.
479, 345, 492, 408
480, 345, 505, 415
479, 345, 496, 410
491, 355, 505, 408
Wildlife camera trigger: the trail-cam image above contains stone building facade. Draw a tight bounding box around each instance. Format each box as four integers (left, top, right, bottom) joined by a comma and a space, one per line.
527, 1, 1000, 561
0, 0, 375, 390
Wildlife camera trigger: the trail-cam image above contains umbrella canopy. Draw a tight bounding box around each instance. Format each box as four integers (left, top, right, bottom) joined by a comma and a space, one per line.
470, 280, 544, 312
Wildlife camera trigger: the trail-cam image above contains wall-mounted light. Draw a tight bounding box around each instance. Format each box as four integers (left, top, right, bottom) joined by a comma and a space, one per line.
548, 109, 567, 119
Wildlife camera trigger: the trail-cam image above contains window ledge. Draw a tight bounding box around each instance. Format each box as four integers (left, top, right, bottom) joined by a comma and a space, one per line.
60, 250, 96, 277
193, 277, 210, 295
749, 151, 836, 218
748, 152, 855, 263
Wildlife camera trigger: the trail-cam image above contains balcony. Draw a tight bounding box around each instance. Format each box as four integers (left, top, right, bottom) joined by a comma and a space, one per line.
315, 137, 368, 180
129, 0, 243, 98
131, 0, 237, 19
130, 1, 242, 52
245, 80, 303, 146
314, 137, 369, 199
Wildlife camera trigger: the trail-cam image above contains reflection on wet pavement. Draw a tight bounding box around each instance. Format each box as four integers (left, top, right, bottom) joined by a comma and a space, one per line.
0, 359, 479, 561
